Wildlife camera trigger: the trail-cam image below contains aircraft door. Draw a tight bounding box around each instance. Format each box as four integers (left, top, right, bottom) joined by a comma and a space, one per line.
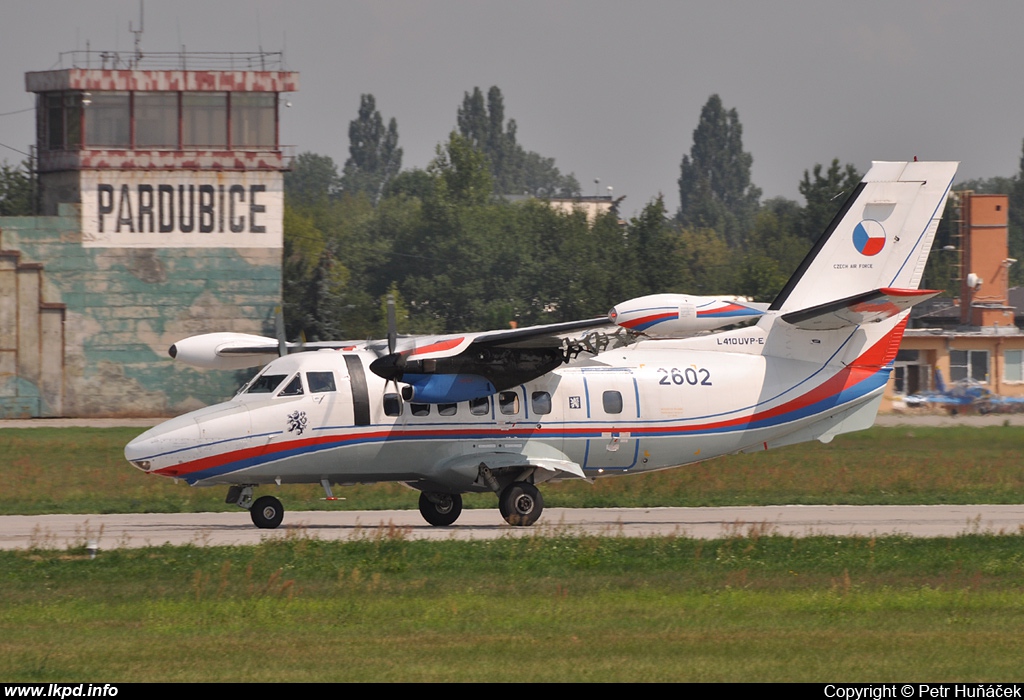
580, 370, 642, 471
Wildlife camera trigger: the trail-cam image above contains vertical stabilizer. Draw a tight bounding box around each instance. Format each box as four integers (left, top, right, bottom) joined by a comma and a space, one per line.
770, 161, 958, 314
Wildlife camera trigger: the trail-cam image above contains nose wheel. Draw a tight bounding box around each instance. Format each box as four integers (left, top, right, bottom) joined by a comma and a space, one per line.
499, 482, 543, 526
250, 495, 285, 529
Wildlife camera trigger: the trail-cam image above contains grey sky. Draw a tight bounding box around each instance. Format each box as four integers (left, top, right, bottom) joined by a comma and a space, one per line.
2, 1, 1022, 216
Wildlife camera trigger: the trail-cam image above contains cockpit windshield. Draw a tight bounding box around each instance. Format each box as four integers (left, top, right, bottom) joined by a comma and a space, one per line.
245, 373, 288, 394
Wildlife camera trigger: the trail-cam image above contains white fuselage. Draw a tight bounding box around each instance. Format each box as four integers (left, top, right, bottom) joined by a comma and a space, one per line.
125, 323, 889, 493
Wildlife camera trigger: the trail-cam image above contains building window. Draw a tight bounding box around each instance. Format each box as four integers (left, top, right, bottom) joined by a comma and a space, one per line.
231, 93, 276, 147
1005, 350, 1024, 383
893, 350, 932, 395
64, 94, 82, 148
183, 92, 227, 147
950, 349, 989, 383
85, 92, 131, 147
135, 92, 178, 148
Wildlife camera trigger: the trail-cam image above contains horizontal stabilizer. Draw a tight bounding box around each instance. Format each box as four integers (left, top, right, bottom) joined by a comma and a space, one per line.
781, 288, 940, 331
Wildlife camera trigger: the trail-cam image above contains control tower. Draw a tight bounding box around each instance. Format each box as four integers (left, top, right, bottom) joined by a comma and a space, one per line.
0, 52, 298, 417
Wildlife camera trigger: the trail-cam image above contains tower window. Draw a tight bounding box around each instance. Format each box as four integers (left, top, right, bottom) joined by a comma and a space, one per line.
85, 92, 130, 147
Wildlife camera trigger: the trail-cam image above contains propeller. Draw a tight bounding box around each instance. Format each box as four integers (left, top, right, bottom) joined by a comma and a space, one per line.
370, 294, 408, 383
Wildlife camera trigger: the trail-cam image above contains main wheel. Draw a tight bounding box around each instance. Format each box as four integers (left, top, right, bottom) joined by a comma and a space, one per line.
499, 482, 544, 526
250, 495, 284, 529
418, 492, 463, 526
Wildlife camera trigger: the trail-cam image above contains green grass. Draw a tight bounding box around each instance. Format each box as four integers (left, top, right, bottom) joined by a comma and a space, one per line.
7, 426, 1024, 681
4, 534, 1024, 681
3, 425, 1024, 515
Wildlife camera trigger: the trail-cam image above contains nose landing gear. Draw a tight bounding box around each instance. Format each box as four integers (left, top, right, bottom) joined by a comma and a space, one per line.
225, 485, 285, 529
250, 495, 285, 529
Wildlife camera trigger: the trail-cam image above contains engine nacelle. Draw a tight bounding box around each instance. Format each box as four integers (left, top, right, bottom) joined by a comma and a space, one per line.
609, 294, 766, 337
168, 333, 280, 370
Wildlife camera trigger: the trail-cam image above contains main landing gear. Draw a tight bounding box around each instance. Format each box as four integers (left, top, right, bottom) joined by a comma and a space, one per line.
416, 482, 544, 527
498, 482, 544, 526
418, 492, 463, 526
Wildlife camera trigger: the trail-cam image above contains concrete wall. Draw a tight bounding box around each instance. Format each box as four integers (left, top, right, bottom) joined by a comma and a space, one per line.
0, 203, 281, 417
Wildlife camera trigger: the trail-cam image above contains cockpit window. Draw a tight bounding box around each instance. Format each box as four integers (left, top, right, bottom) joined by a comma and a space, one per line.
279, 375, 304, 396
307, 371, 336, 393
246, 374, 287, 394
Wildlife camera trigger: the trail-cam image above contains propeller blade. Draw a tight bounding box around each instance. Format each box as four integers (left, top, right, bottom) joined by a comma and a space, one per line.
274, 306, 287, 357
387, 294, 397, 355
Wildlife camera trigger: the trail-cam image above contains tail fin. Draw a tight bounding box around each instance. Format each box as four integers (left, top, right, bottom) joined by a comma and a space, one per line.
770, 161, 958, 314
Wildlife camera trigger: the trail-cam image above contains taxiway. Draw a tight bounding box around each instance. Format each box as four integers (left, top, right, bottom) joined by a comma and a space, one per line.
2, 504, 1022, 551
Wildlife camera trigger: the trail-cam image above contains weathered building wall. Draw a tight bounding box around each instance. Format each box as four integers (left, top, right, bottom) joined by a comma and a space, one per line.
0, 204, 280, 417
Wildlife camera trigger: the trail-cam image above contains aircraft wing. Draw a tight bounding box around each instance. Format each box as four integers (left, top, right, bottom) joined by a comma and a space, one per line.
781, 288, 940, 331
401, 316, 613, 359
169, 317, 615, 376
216, 317, 614, 362
371, 317, 616, 402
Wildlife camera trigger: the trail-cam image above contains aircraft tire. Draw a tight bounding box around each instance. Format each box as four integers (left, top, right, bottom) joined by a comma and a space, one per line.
250, 495, 285, 529
418, 492, 463, 526
499, 482, 544, 526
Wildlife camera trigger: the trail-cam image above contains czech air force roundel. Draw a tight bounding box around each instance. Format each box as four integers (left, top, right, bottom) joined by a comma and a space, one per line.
852, 220, 886, 256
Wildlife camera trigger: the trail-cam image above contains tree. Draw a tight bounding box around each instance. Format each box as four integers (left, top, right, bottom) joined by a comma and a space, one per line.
0, 159, 36, 216
677, 95, 761, 246
341, 94, 402, 204
628, 196, 680, 295
285, 152, 341, 210
798, 159, 861, 242
457, 86, 579, 197
427, 132, 494, 209
1008, 140, 1024, 287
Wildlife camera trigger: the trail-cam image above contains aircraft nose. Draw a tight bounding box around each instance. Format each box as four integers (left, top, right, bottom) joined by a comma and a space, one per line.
124, 414, 203, 472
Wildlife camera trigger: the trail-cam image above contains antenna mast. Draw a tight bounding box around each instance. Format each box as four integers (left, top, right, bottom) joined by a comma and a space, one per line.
129, 0, 144, 68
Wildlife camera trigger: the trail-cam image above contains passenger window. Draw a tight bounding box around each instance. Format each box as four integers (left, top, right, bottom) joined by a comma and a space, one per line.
278, 375, 304, 396
438, 403, 457, 416
383, 393, 403, 417
411, 403, 430, 417
603, 390, 622, 414
499, 391, 520, 415
532, 391, 552, 415
307, 371, 336, 393
246, 374, 287, 394
469, 396, 490, 416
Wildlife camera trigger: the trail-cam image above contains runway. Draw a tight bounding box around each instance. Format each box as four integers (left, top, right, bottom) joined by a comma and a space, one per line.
2, 504, 1023, 550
